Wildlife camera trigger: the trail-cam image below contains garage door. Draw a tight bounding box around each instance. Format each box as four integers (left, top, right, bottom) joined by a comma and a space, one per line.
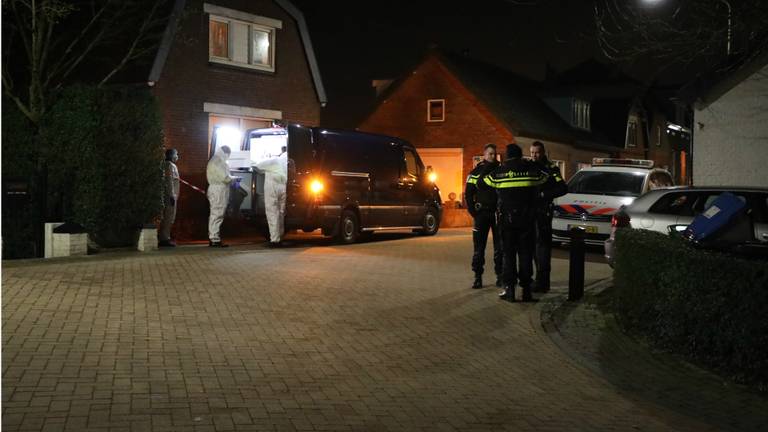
416, 148, 464, 202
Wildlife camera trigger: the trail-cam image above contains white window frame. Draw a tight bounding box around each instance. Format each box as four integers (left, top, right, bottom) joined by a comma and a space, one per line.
249, 23, 275, 69
427, 99, 445, 123
206, 5, 280, 73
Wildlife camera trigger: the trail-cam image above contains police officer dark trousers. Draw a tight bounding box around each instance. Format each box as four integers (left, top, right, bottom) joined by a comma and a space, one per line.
530, 141, 568, 292
465, 144, 502, 289
484, 144, 548, 302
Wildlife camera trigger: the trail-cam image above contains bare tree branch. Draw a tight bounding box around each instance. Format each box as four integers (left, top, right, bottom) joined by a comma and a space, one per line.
3, 0, 173, 124
2, 73, 34, 119
98, 0, 163, 86
44, 0, 113, 84
594, 0, 768, 72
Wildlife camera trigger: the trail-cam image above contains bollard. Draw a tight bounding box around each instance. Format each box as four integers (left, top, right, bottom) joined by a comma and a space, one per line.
568, 226, 586, 301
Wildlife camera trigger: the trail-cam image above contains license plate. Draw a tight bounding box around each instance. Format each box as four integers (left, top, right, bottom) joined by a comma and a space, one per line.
567, 224, 598, 234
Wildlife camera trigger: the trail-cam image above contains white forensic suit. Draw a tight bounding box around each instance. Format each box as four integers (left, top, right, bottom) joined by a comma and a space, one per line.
206, 147, 234, 243
255, 152, 288, 243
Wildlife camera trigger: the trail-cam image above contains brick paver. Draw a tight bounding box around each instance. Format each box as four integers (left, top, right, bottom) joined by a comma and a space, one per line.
544, 287, 768, 432
1, 228, 717, 431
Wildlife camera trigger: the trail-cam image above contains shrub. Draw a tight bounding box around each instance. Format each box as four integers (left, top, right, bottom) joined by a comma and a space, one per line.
1, 103, 40, 258
613, 229, 768, 390
44, 85, 164, 246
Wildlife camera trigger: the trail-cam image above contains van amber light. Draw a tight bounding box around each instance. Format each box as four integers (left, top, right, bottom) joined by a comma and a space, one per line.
309, 180, 324, 194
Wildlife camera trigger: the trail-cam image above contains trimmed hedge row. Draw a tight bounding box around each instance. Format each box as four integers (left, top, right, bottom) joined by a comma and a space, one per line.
44, 85, 165, 247
613, 229, 768, 390
1, 104, 41, 259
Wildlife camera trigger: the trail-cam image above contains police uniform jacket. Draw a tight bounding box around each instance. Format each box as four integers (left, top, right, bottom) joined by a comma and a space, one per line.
483, 158, 548, 225
537, 159, 568, 206
465, 160, 499, 214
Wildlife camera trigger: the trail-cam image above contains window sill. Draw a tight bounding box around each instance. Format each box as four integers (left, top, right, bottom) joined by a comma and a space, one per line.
209, 57, 275, 73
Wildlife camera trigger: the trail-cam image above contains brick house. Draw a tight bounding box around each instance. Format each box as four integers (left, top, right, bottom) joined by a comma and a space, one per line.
358, 53, 619, 203
542, 60, 693, 184
147, 0, 326, 238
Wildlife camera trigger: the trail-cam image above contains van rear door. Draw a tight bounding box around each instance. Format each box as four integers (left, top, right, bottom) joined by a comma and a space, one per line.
286, 125, 315, 225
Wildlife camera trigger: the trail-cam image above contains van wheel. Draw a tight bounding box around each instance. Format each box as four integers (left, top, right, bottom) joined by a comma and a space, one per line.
337, 210, 359, 244
420, 208, 439, 236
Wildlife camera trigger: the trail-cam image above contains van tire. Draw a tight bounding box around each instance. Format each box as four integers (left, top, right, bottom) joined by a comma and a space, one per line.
419, 207, 440, 236
337, 210, 360, 244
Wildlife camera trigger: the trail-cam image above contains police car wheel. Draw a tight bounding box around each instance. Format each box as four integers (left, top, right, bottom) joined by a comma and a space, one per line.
338, 210, 359, 244
420, 208, 439, 236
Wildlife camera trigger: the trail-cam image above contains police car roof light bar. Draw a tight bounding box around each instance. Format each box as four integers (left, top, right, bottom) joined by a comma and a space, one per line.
591, 158, 654, 168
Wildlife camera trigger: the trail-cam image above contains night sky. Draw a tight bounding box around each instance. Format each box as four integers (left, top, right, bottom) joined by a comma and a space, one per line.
290, 0, 631, 128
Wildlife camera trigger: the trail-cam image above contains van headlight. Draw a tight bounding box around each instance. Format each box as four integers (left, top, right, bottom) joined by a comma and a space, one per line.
427, 172, 438, 183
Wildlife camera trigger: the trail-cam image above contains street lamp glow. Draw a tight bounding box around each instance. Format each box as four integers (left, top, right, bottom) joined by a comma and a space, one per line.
639, 0, 731, 56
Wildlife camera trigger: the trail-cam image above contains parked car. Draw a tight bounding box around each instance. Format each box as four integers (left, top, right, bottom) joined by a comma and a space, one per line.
605, 186, 768, 264
221, 125, 442, 244
552, 158, 674, 246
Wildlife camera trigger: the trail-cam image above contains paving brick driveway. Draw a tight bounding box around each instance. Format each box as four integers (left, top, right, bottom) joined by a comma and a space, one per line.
3, 228, 697, 431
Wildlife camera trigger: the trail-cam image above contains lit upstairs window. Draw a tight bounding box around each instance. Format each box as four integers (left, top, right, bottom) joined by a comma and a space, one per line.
209, 20, 229, 58
205, 3, 282, 73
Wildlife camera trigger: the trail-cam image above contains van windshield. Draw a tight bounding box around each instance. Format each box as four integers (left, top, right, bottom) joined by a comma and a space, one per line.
567, 171, 646, 197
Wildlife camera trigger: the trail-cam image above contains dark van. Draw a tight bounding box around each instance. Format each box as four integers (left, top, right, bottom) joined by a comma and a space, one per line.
224, 125, 442, 243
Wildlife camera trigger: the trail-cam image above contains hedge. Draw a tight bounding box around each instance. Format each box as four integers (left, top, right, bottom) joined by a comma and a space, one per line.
613, 229, 768, 390
1, 103, 41, 258
43, 85, 164, 247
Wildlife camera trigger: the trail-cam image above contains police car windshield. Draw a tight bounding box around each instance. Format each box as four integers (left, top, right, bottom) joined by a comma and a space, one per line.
567, 171, 645, 197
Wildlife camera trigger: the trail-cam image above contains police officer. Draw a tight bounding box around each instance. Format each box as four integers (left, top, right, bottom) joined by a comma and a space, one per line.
530, 141, 568, 293
484, 144, 547, 302
465, 143, 502, 289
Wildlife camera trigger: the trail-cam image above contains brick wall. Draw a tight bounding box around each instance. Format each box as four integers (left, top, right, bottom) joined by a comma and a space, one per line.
152, 0, 321, 239
514, 136, 610, 180
358, 56, 515, 180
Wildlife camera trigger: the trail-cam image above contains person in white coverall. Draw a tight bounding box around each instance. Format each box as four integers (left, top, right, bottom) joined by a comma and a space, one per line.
255, 146, 288, 246
159, 148, 181, 247
206, 145, 235, 247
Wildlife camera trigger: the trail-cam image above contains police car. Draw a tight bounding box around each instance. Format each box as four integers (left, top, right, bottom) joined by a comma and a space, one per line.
552, 158, 674, 246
